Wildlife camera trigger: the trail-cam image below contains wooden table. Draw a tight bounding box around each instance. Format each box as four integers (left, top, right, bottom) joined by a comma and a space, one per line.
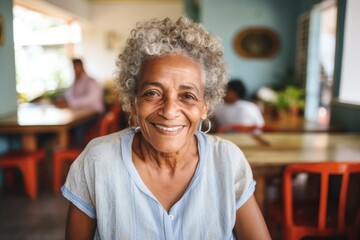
263, 115, 342, 132
214, 132, 360, 212
0, 103, 98, 152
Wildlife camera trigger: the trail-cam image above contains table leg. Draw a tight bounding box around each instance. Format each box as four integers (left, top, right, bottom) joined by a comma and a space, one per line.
58, 130, 68, 149
21, 134, 37, 152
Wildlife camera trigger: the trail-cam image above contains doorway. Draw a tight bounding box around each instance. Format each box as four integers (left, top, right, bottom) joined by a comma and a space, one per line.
304, 0, 337, 125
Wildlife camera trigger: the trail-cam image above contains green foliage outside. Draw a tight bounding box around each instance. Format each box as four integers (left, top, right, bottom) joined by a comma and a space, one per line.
270, 68, 305, 111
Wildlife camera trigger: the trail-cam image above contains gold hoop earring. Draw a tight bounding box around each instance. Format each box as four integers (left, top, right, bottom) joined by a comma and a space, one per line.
198, 119, 211, 134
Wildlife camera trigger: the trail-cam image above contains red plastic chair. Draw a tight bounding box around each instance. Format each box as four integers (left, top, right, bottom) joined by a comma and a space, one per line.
0, 150, 45, 199
277, 162, 360, 240
99, 109, 119, 136
52, 110, 120, 193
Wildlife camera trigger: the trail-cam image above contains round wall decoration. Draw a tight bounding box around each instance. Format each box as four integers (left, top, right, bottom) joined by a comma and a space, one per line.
233, 27, 280, 59
0, 14, 5, 46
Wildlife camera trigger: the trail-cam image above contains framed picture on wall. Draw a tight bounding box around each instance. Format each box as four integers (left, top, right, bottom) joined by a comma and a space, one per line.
0, 14, 4, 46
233, 27, 280, 59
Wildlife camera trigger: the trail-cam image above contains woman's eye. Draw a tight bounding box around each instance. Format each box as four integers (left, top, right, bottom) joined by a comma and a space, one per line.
144, 90, 160, 97
181, 93, 197, 101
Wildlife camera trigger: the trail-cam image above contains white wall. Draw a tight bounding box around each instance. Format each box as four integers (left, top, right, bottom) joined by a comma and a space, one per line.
81, 3, 184, 82
339, 0, 360, 104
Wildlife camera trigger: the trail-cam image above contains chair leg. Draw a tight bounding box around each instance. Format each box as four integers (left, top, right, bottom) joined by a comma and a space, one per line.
348, 212, 360, 240
283, 228, 293, 240
53, 154, 63, 194
284, 228, 305, 240
266, 210, 279, 239
39, 157, 51, 190
4, 169, 16, 188
19, 161, 38, 200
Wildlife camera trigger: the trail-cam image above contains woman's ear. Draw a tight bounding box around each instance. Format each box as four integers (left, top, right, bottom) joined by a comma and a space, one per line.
130, 97, 137, 114
128, 99, 137, 124
201, 101, 209, 120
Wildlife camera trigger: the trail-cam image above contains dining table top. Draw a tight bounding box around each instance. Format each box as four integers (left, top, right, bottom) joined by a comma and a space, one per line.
213, 132, 360, 166
0, 103, 98, 133
0, 103, 99, 152
262, 114, 342, 132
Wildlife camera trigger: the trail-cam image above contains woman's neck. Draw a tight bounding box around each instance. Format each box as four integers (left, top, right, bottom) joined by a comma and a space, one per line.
132, 133, 198, 172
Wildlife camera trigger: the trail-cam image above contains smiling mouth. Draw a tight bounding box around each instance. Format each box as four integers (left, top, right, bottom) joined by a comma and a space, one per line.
154, 124, 184, 132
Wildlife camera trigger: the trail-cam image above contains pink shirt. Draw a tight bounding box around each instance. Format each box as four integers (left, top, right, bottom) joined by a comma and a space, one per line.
65, 73, 104, 113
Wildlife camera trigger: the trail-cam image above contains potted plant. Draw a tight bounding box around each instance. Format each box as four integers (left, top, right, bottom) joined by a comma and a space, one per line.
273, 85, 305, 118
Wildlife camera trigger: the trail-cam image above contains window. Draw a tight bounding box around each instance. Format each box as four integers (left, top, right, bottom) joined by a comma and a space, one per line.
302, 0, 337, 124
339, 0, 360, 105
13, 5, 82, 102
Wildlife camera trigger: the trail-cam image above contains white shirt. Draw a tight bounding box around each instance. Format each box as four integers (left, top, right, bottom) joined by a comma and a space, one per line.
62, 128, 255, 239
213, 100, 265, 128
65, 73, 104, 113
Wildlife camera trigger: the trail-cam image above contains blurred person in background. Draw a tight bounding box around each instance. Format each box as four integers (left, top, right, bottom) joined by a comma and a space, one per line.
213, 79, 265, 130
55, 58, 104, 114
54, 58, 104, 146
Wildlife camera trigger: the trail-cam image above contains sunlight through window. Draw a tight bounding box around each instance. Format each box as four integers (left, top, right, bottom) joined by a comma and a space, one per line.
13, 5, 82, 102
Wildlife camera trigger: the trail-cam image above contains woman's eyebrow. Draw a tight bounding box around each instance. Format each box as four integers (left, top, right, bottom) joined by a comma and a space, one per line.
179, 85, 200, 95
140, 82, 201, 95
139, 81, 163, 89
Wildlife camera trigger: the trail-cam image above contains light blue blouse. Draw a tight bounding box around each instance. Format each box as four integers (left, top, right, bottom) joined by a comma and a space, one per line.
62, 128, 255, 240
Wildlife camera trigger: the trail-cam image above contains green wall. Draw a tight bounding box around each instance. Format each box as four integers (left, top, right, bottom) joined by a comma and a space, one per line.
200, 0, 320, 99
0, 0, 17, 158
184, 0, 200, 22
0, 0, 17, 117
331, 102, 360, 132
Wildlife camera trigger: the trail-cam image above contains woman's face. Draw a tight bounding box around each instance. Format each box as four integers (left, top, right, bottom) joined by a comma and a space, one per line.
133, 54, 208, 154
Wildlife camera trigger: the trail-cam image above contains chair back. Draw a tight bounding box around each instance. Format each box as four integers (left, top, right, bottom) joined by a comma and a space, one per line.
99, 111, 119, 136
283, 162, 360, 240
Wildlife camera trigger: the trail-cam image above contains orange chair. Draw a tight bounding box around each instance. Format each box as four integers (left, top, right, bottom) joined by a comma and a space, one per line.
216, 124, 260, 133
52, 110, 119, 193
99, 109, 119, 136
279, 162, 360, 240
0, 150, 45, 199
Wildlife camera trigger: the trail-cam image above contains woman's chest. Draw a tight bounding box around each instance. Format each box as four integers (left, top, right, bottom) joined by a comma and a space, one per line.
138, 168, 196, 212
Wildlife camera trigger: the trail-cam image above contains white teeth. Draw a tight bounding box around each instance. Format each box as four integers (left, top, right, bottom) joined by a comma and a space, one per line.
155, 124, 183, 132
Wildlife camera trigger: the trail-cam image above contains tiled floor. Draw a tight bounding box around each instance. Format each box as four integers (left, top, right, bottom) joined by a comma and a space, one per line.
0, 181, 68, 240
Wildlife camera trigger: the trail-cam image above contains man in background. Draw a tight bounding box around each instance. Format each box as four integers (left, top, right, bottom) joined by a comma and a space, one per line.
57, 58, 104, 114
55, 58, 104, 146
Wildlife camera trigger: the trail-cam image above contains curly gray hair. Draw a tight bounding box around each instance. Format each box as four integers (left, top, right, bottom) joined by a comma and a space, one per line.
115, 16, 227, 114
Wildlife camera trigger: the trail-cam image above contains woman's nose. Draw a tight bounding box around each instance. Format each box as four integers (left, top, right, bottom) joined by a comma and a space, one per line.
158, 97, 181, 119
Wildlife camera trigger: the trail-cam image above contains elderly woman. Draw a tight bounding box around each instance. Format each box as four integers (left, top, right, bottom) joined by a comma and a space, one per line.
62, 16, 270, 239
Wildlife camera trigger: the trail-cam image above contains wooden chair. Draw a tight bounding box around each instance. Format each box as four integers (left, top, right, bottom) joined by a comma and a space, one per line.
52, 110, 119, 194
270, 162, 360, 240
0, 150, 45, 199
